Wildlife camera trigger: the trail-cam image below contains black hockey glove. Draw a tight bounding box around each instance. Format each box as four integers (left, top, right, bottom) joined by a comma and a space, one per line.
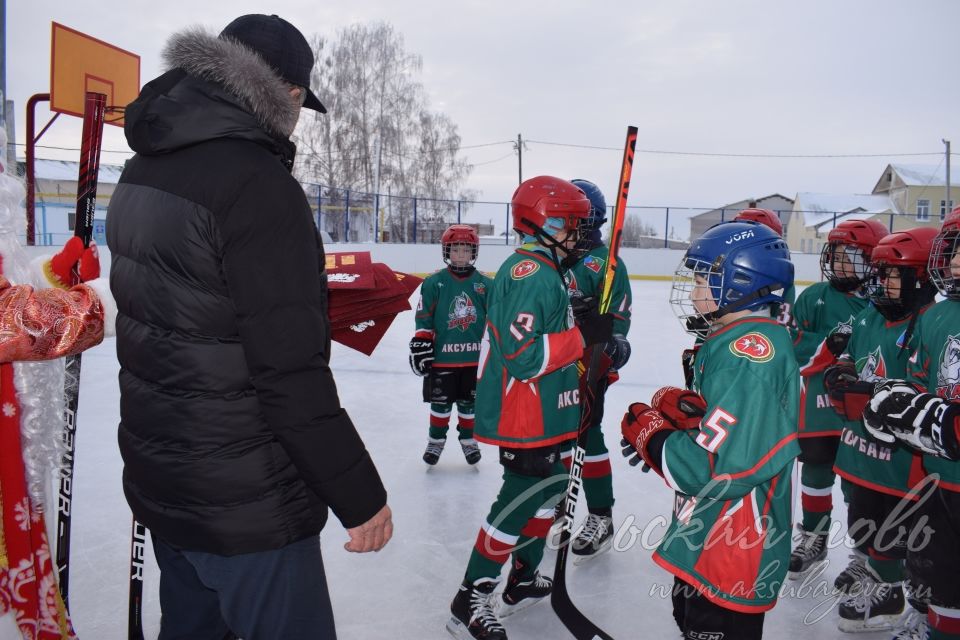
825, 330, 851, 357
604, 334, 631, 371
862, 379, 917, 446
571, 295, 614, 347
409, 336, 434, 376
681, 346, 699, 390
884, 392, 960, 460
823, 362, 874, 420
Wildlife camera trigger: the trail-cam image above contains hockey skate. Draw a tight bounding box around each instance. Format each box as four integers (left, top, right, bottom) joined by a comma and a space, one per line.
571, 513, 613, 564
838, 580, 904, 633
891, 607, 929, 640
787, 527, 828, 580
498, 559, 552, 619
833, 551, 871, 595
423, 437, 446, 465
447, 577, 507, 639
460, 438, 481, 465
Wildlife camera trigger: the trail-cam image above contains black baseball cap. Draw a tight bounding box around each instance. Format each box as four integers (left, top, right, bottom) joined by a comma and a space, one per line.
220, 14, 327, 113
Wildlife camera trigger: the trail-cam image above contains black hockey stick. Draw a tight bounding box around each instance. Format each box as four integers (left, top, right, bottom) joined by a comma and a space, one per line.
551, 126, 637, 640
56, 91, 106, 608
128, 517, 147, 640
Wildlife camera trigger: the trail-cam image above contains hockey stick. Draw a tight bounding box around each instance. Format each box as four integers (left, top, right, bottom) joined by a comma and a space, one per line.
551, 125, 636, 640
128, 517, 147, 640
56, 91, 106, 607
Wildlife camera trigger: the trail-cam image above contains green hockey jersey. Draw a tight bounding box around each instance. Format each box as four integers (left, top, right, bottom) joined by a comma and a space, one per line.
474, 248, 584, 448
790, 281, 869, 436
566, 244, 632, 336
654, 315, 800, 613
415, 268, 493, 367
907, 299, 960, 493
833, 306, 928, 498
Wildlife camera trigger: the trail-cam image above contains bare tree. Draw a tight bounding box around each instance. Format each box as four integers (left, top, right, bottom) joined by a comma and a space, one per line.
294, 23, 474, 241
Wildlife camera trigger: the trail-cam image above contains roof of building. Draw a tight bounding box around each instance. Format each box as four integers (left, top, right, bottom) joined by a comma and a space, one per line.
20, 158, 125, 184
793, 192, 894, 228
690, 193, 794, 220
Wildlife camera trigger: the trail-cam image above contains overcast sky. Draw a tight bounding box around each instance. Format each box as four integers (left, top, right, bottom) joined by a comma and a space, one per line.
7, 0, 959, 210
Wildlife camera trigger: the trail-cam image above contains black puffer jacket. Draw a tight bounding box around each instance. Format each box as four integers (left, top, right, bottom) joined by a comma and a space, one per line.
107, 28, 386, 555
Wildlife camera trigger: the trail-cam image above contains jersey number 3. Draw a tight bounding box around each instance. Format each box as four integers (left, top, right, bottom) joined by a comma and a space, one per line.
696, 407, 736, 453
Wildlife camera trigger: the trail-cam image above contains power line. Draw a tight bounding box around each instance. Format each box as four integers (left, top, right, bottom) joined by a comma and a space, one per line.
525, 138, 950, 159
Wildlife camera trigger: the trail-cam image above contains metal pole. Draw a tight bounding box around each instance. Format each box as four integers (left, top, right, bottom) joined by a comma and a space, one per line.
25, 93, 51, 246
413, 197, 417, 244
505, 203, 510, 245
316, 187, 322, 230
664, 207, 669, 248
344, 189, 350, 243
515, 133, 523, 185
945, 139, 952, 219
457, 200, 462, 224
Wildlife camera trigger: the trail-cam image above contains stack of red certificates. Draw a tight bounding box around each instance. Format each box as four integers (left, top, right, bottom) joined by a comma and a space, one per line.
326, 251, 423, 355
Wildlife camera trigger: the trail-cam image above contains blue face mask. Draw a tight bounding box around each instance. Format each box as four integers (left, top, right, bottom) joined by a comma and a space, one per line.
523, 217, 566, 245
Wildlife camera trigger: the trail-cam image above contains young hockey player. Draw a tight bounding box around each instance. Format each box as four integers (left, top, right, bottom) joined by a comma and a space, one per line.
410, 224, 493, 465
815, 227, 938, 632
680, 209, 791, 389
621, 220, 799, 639
447, 176, 613, 640
863, 206, 960, 640
562, 178, 632, 561
788, 219, 888, 581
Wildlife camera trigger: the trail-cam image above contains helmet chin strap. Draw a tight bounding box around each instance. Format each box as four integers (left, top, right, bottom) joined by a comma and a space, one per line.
701, 283, 780, 323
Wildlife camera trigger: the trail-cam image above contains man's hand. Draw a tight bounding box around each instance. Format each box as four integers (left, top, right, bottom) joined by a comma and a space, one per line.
571, 295, 614, 347
345, 504, 393, 553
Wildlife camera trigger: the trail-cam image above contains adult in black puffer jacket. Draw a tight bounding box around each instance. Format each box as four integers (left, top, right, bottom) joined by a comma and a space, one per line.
107, 15, 391, 639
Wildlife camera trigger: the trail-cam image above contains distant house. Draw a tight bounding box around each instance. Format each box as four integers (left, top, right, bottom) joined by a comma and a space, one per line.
17, 159, 125, 245
688, 194, 794, 241
872, 163, 957, 225
785, 193, 895, 254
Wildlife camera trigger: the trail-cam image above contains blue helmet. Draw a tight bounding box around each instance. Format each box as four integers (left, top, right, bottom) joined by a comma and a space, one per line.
671, 221, 794, 337
570, 179, 607, 232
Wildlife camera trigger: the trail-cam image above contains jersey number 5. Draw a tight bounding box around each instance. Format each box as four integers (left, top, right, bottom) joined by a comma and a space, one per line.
696, 407, 736, 453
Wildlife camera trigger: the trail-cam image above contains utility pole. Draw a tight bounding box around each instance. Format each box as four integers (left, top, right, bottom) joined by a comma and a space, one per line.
514, 133, 524, 185
945, 138, 952, 218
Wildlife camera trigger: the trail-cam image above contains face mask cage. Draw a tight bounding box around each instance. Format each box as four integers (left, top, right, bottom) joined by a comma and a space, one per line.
442, 242, 478, 274
929, 230, 960, 299
670, 255, 723, 339
821, 241, 871, 292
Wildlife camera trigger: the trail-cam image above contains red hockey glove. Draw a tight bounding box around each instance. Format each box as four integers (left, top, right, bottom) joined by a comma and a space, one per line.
44, 237, 100, 289
620, 402, 674, 475
651, 386, 707, 430
823, 363, 873, 420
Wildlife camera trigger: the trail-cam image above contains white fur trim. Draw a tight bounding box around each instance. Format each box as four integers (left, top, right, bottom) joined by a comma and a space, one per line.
30, 254, 58, 288
85, 278, 117, 337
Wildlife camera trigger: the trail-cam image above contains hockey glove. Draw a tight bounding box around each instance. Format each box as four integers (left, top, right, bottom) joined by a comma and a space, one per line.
681, 346, 699, 390
620, 402, 673, 476
408, 335, 434, 376
44, 237, 100, 289
862, 379, 919, 445
825, 330, 851, 357
604, 334, 631, 371
651, 386, 707, 430
884, 393, 960, 460
823, 362, 873, 420
571, 295, 614, 347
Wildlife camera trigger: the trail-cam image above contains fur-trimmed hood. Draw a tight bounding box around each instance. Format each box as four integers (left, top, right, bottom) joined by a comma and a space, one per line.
123, 27, 299, 164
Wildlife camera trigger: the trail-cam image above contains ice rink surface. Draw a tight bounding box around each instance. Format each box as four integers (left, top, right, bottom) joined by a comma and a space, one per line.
7, 280, 896, 640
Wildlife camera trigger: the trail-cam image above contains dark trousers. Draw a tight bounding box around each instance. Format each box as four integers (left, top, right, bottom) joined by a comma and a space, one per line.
672, 577, 766, 640
152, 533, 337, 640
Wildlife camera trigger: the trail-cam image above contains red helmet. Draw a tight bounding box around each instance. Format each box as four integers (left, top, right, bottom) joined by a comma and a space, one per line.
441, 224, 479, 274
929, 206, 960, 299
871, 227, 938, 272
511, 176, 590, 238
869, 228, 938, 320
821, 218, 889, 292
441, 224, 479, 246
735, 208, 783, 236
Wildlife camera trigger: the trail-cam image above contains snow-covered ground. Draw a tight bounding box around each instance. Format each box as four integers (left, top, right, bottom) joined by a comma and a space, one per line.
6, 280, 893, 640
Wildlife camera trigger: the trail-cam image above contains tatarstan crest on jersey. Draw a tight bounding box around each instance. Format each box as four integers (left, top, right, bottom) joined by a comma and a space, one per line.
473, 281, 486, 296
511, 259, 539, 280
937, 335, 960, 400
447, 293, 478, 331
583, 255, 604, 274
729, 332, 775, 362
857, 346, 887, 382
